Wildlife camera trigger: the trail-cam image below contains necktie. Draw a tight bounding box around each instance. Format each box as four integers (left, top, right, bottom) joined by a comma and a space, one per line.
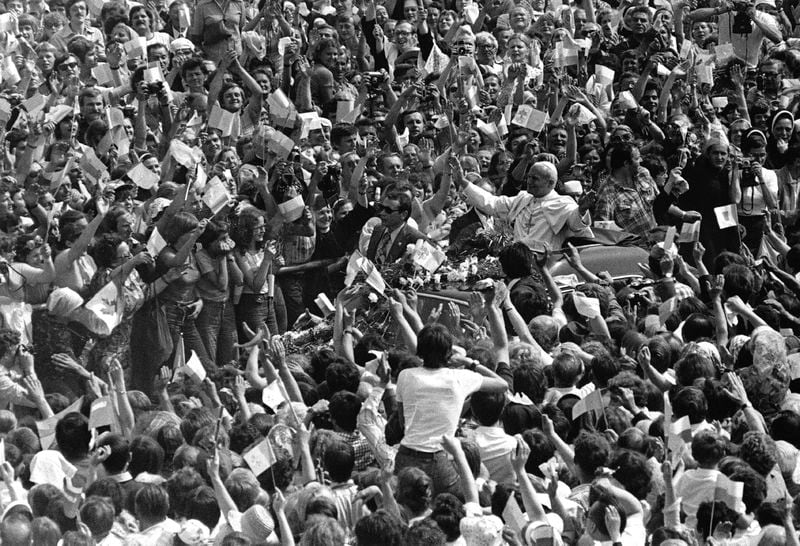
376, 230, 391, 264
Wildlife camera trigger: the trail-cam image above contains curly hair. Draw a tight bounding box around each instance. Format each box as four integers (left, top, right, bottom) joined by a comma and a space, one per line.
0, 329, 21, 360
233, 207, 268, 250
740, 432, 778, 477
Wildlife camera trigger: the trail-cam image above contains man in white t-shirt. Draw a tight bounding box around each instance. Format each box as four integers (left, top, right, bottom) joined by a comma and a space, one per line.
395, 324, 508, 496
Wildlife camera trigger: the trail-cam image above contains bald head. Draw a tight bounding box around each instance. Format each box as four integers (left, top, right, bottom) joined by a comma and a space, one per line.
1, 517, 31, 546
526, 161, 558, 197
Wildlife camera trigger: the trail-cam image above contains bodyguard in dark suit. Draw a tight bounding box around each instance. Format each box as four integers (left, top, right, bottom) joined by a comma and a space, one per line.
365, 191, 427, 264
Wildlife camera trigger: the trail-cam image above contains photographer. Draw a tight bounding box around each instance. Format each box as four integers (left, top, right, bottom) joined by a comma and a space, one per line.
689, 0, 781, 67
731, 129, 779, 253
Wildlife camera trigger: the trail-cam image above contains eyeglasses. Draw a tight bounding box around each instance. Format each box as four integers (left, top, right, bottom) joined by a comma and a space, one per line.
477, 43, 496, 49
395, 30, 412, 36
378, 204, 401, 213
59, 61, 78, 70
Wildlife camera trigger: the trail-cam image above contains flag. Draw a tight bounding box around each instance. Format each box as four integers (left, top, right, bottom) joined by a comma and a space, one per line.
208, 105, 240, 138
202, 176, 231, 215
678, 221, 701, 243
423, 42, 449, 76
262, 379, 284, 412
88, 396, 115, 430
714, 204, 738, 229
344, 251, 363, 287
357, 257, 387, 295
502, 495, 527, 535
572, 292, 601, 319
146, 227, 167, 257
183, 350, 206, 382
595, 65, 615, 86
22, 94, 45, 118
572, 389, 604, 419
714, 473, 744, 511
243, 437, 276, 477
277, 195, 304, 222
668, 416, 693, 448
410, 239, 446, 273
92, 63, 115, 86
84, 280, 123, 336
36, 397, 83, 449
80, 148, 108, 188
127, 163, 159, 190
663, 226, 677, 253
268, 131, 295, 160
511, 105, 548, 132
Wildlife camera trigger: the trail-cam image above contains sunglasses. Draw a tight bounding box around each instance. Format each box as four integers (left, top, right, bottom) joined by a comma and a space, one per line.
378, 204, 401, 213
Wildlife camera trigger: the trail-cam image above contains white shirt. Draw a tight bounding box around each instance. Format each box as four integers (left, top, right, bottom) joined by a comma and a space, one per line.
463, 184, 591, 250
738, 167, 778, 217
718, 11, 779, 67
473, 426, 517, 484
396, 367, 483, 452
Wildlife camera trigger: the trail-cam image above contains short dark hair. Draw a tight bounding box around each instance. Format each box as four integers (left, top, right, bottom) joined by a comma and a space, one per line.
469, 391, 506, 426
322, 439, 354, 483
55, 413, 91, 461
325, 361, 361, 394
328, 391, 361, 432
384, 190, 413, 220
416, 324, 452, 368
80, 497, 115, 537
330, 124, 356, 148
573, 431, 610, 477
673, 386, 708, 424
498, 242, 534, 279
185, 486, 220, 530
692, 431, 726, 467
134, 484, 170, 522
98, 433, 130, 475
355, 510, 405, 546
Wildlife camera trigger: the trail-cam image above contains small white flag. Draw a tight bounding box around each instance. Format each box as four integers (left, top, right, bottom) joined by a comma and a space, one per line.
261, 379, 284, 412
243, 437, 277, 477
572, 292, 601, 319
277, 195, 305, 223
146, 227, 168, 257
714, 204, 738, 229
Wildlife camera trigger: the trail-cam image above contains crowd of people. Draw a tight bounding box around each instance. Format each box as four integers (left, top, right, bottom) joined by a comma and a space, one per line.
0, 0, 798, 543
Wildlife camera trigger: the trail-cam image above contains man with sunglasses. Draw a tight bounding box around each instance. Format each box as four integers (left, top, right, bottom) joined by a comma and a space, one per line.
365, 191, 427, 265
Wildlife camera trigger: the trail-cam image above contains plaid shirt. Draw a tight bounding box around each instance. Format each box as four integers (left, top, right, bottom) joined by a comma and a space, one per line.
334, 431, 377, 472
594, 174, 657, 237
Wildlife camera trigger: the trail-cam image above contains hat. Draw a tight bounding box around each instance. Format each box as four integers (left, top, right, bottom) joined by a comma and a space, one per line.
46, 287, 84, 317
169, 37, 194, 53
460, 515, 504, 546
523, 520, 564, 546
562, 180, 583, 196
178, 520, 210, 545
756, 0, 776, 7
240, 505, 275, 541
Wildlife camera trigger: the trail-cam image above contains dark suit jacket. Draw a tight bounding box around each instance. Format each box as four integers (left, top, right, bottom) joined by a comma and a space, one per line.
365, 223, 427, 264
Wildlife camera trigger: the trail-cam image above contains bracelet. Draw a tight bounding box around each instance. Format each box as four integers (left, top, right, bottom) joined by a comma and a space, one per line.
109, 65, 120, 70
343, 329, 354, 336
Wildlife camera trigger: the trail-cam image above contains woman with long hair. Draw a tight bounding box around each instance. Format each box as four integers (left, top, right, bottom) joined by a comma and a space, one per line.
233, 207, 281, 338
129, 212, 209, 393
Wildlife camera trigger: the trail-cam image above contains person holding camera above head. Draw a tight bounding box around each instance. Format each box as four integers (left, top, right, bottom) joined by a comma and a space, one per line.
731, 129, 779, 254
688, 0, 782, 67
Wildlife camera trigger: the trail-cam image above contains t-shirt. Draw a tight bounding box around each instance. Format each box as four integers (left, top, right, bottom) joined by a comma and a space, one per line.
396, 367, 483, 452
195, 250, 228, 303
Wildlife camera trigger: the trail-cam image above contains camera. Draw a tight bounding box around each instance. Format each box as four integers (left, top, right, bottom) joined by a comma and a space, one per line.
740, 159, 760, 187
364, 71, 387, 83
146, 81, 164, 95
732, 2, 753, 34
